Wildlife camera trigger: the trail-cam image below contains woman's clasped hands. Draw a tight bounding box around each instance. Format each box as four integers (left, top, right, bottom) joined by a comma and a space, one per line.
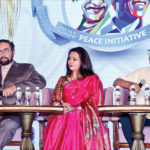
52, 102, 75, 114
63, 103, 75, 114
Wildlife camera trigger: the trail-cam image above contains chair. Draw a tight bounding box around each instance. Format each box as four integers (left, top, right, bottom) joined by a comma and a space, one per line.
112, 87, 150, 150
7, 128, 22, 146
1, 92, 36, 147
0, 113, 22, 146
37, 88, 53, 150
102, 87, 114, 123
37, 87, 114, 150
0, 116, 22, 147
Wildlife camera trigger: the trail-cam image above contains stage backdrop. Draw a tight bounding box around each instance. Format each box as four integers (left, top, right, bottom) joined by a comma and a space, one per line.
0, 0, 150, 150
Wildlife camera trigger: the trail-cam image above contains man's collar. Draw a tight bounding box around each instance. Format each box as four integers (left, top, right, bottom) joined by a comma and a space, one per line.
1, 61, 14, 69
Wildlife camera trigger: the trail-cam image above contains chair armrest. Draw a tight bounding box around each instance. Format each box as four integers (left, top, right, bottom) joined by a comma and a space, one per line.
102, 117, 111, 122
102, 115, 111, 122
111, 113, 121, 121
37, 115, 48, 122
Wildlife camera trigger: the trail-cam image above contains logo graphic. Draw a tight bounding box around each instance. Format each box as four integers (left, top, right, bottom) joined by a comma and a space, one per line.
32, 0, 150, 52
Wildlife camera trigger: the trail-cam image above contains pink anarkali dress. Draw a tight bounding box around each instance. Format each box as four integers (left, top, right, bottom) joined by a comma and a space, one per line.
43, 74, 111, 150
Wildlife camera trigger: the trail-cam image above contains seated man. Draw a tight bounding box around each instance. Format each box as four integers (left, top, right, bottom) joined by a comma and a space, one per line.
0, 39, 46, 150
113, 67, 150, 149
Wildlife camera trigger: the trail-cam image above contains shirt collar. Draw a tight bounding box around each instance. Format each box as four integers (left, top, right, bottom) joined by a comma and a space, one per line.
1, 61, 14, 70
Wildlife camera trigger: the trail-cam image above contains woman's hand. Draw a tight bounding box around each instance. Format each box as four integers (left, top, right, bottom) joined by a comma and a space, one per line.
52, 102, 61, 106
63, 103, 75, 114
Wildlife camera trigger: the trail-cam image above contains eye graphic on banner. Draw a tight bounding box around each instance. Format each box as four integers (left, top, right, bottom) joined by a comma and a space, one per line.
32, 0, 150, 52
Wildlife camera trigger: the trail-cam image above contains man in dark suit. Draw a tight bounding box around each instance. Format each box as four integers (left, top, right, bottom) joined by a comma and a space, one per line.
0, 39, 46, 150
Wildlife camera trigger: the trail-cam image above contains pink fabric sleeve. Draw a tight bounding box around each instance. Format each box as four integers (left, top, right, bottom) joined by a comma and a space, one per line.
88, 74, 104, 106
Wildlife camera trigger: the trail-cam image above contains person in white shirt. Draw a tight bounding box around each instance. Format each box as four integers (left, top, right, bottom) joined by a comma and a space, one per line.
113, 66, 150, 149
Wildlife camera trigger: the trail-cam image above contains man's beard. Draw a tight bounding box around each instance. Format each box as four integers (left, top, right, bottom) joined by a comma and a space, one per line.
0, 56, 13, 66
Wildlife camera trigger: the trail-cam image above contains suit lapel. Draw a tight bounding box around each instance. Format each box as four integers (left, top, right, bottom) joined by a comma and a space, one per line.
3, 62, 17, 88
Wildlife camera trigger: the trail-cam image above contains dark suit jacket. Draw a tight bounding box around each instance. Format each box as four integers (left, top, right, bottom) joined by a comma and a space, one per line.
0, 61, 46, 105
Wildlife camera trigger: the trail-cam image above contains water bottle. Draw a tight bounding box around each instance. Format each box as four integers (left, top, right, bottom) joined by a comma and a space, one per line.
25, 87, 31, 106
35, 87, 40, 105
129, 85, 136, 105
114, 86, 121, 105
16, 87, 22, 105
144, 85, 150, 105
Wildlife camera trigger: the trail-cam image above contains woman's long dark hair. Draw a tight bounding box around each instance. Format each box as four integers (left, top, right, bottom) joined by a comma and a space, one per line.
66, 47, 95, 77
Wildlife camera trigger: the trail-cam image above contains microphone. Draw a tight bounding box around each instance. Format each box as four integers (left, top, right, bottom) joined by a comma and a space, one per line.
0, 91, 3, 97
139, 79, 145, 88
128, 79, 145, 100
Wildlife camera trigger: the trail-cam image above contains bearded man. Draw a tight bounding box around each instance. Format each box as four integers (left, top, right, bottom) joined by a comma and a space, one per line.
0, 39, 46, 150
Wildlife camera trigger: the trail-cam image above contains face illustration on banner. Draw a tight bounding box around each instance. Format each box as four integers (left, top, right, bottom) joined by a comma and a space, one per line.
82, 0, 107, 22
77, 0, 110, 33
77, 0, 150, 34
113, 0, 150, 18
129, 0, 150, 17
99, 0, 150, 34
32, 0, 150, 51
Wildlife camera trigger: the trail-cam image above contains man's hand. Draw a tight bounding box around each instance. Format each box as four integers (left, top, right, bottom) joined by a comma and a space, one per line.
128, 83, 141, 93
114, 78, 142, 94
3, 85, 17, 97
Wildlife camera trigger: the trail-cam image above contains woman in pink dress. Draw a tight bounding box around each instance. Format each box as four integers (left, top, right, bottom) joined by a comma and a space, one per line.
43, 47, 111, 150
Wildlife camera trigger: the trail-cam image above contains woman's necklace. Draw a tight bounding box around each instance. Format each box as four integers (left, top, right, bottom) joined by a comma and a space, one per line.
68, 77, 80, 99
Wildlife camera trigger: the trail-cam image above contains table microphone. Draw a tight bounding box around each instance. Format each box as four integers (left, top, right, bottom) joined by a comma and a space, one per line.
128, 79, 145, 100
139, 79, 145, 88
0, 91, 3, 97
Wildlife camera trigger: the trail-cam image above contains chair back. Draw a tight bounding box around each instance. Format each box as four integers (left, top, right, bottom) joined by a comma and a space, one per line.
103, 87, 113, 105
102, 87, 113, 122
111, 87, 130, 121
42, 88, 53, 106
119, 87, 130, 105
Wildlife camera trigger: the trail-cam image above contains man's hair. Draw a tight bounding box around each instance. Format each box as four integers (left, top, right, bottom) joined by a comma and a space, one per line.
0, 39, 15, 51
66, 47, 95, 77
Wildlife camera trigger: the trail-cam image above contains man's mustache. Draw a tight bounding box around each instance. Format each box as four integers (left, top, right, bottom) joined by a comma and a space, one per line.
0, 57, 9, 61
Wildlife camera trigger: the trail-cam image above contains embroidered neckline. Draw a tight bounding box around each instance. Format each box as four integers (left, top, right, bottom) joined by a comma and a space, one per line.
65, 76, 82, 83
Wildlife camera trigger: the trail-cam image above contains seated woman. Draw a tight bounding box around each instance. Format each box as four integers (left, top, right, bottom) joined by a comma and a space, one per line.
43, 47, 111, 150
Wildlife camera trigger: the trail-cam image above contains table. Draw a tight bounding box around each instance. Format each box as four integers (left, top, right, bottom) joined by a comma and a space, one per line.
1, 105, 149, 150
98, 105, 150, 113
98, 105, 150, 150
0, 106, 63, 150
